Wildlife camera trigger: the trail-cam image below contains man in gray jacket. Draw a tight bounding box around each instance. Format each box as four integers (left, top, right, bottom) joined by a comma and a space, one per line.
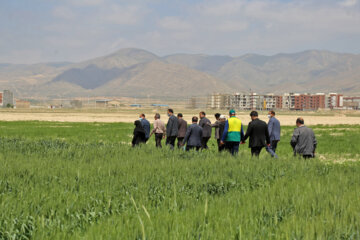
199, 111, 212, 149
166, 109, 178, 149
183, 116, 203, 151
291, 117, 317, 158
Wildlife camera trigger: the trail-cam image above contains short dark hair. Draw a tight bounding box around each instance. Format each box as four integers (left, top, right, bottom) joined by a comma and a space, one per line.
270, 111, 275, 116
215, 113, 221, 118
192, 116, 198, 123
155, 113, 160, 119
250, 111, 258, 117
296, 117, 304, 125
200, 111, 206, 116
140, 113, 145, 118
168, 109, 174, 113
177, 113, 183, 117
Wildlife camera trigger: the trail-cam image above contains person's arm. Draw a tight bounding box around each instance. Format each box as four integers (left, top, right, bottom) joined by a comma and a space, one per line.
290, 129, 299, 149
243, 122, 252, 142
151, 121, 158, 135
183, 126, 191, 145
268, 119, 273, 137
265, 123, 270, 145
166, 118, 172, 135
313, 130, 317, 153
240, 124, 245, 142
132, 131, 138, 145
221, 120, 229, 142
210, 121, 219, 128
198, 119, 203, 127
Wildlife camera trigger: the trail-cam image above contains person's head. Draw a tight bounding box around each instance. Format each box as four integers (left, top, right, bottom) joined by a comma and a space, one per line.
296, 117, 305, 127
167, 108, 174, 116
139, 113, 145, 119
219, 115, 226, 122
134, 120, 141, 126
268, 110, 275, 119
177, 113, 183, 119
229, 109, 236, 117
192, 116, 198, 123
154, 113, 160, 120
250, 111, 258, 120
214, 113, 221, 120
199, 111, 206, 119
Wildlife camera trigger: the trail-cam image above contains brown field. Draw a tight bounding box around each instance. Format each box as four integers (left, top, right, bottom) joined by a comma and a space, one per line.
0, 108, 359, 125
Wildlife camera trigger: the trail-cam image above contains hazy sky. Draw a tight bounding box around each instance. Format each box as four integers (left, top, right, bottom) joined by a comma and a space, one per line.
1, 0, 360, 64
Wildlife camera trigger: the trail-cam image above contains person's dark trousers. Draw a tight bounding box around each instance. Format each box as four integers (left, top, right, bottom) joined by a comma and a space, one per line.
155, 133, 163, 148
270, 140, 279, 152
177, 137, 184, 148
144, 138, 149, 143
166, 136, 177, 150
251, 147, 263, 157
217, 139, 225, 152
225, 141, 240, 155
201, 137, 211, 149
186, 145, 201, 151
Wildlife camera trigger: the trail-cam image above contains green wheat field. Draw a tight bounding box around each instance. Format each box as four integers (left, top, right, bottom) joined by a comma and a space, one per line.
0, 121, 359, 239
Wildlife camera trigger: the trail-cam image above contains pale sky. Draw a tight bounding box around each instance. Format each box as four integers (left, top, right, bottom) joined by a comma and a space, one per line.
1, 0, 360, 64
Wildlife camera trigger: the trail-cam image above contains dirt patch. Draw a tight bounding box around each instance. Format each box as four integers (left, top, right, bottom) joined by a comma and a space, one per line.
0, 110, 359, 126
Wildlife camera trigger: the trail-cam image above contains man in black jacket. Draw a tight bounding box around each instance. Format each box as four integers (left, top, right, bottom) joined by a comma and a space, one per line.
241, 111, 271, 157
183, 116, 203, 151
166, 108, 178, 149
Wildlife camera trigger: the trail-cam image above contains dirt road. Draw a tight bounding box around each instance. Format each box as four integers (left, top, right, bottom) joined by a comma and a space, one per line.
0, 109, 359, 125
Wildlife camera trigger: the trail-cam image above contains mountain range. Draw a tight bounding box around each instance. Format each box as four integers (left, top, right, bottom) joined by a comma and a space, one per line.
0, 48, 359, 98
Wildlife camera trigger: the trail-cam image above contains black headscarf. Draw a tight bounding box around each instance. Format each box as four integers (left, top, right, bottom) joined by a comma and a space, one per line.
134, 120, 146, 135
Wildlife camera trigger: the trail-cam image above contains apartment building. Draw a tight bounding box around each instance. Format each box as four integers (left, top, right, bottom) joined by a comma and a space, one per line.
208, 92, 347, 111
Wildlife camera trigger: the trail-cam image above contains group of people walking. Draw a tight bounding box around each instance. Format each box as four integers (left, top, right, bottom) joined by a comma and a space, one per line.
132, 108, 317, 158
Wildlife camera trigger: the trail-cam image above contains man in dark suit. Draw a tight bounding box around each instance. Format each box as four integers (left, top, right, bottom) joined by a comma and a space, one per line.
183, 116, 203, 151
177, 113, 187, 148
198, 111, 211, 149
166, 109, 178, 150
241, 111, 271, 157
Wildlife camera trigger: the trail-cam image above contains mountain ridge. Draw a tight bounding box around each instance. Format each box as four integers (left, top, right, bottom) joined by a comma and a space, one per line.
0, 48, 359, 98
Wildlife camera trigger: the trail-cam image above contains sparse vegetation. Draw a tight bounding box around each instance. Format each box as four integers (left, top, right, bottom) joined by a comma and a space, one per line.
0, 121, 359, 239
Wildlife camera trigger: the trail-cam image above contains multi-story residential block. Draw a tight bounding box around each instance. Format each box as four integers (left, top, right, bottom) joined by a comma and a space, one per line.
0, 90, 15, 108
208, 92, 351, 111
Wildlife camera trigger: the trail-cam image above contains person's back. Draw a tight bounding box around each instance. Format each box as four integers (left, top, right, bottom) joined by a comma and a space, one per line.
141, 118, 150, 139
245, 119, 269, 147
153, 118, 166, 133
185, 124, 202, 147
178, 118, 187, 138
166, 109, 178, 149
218, 121, 226, 138
224, 116, 243, 142
183, 117, 203, 151
199, 117, 212, 138
132, 120, 146, 147
167, 115, 178, 137
221, 110, 244, 155
268, 117, 281, 141
291, 125, 317, 157
243, 111, 270, 156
